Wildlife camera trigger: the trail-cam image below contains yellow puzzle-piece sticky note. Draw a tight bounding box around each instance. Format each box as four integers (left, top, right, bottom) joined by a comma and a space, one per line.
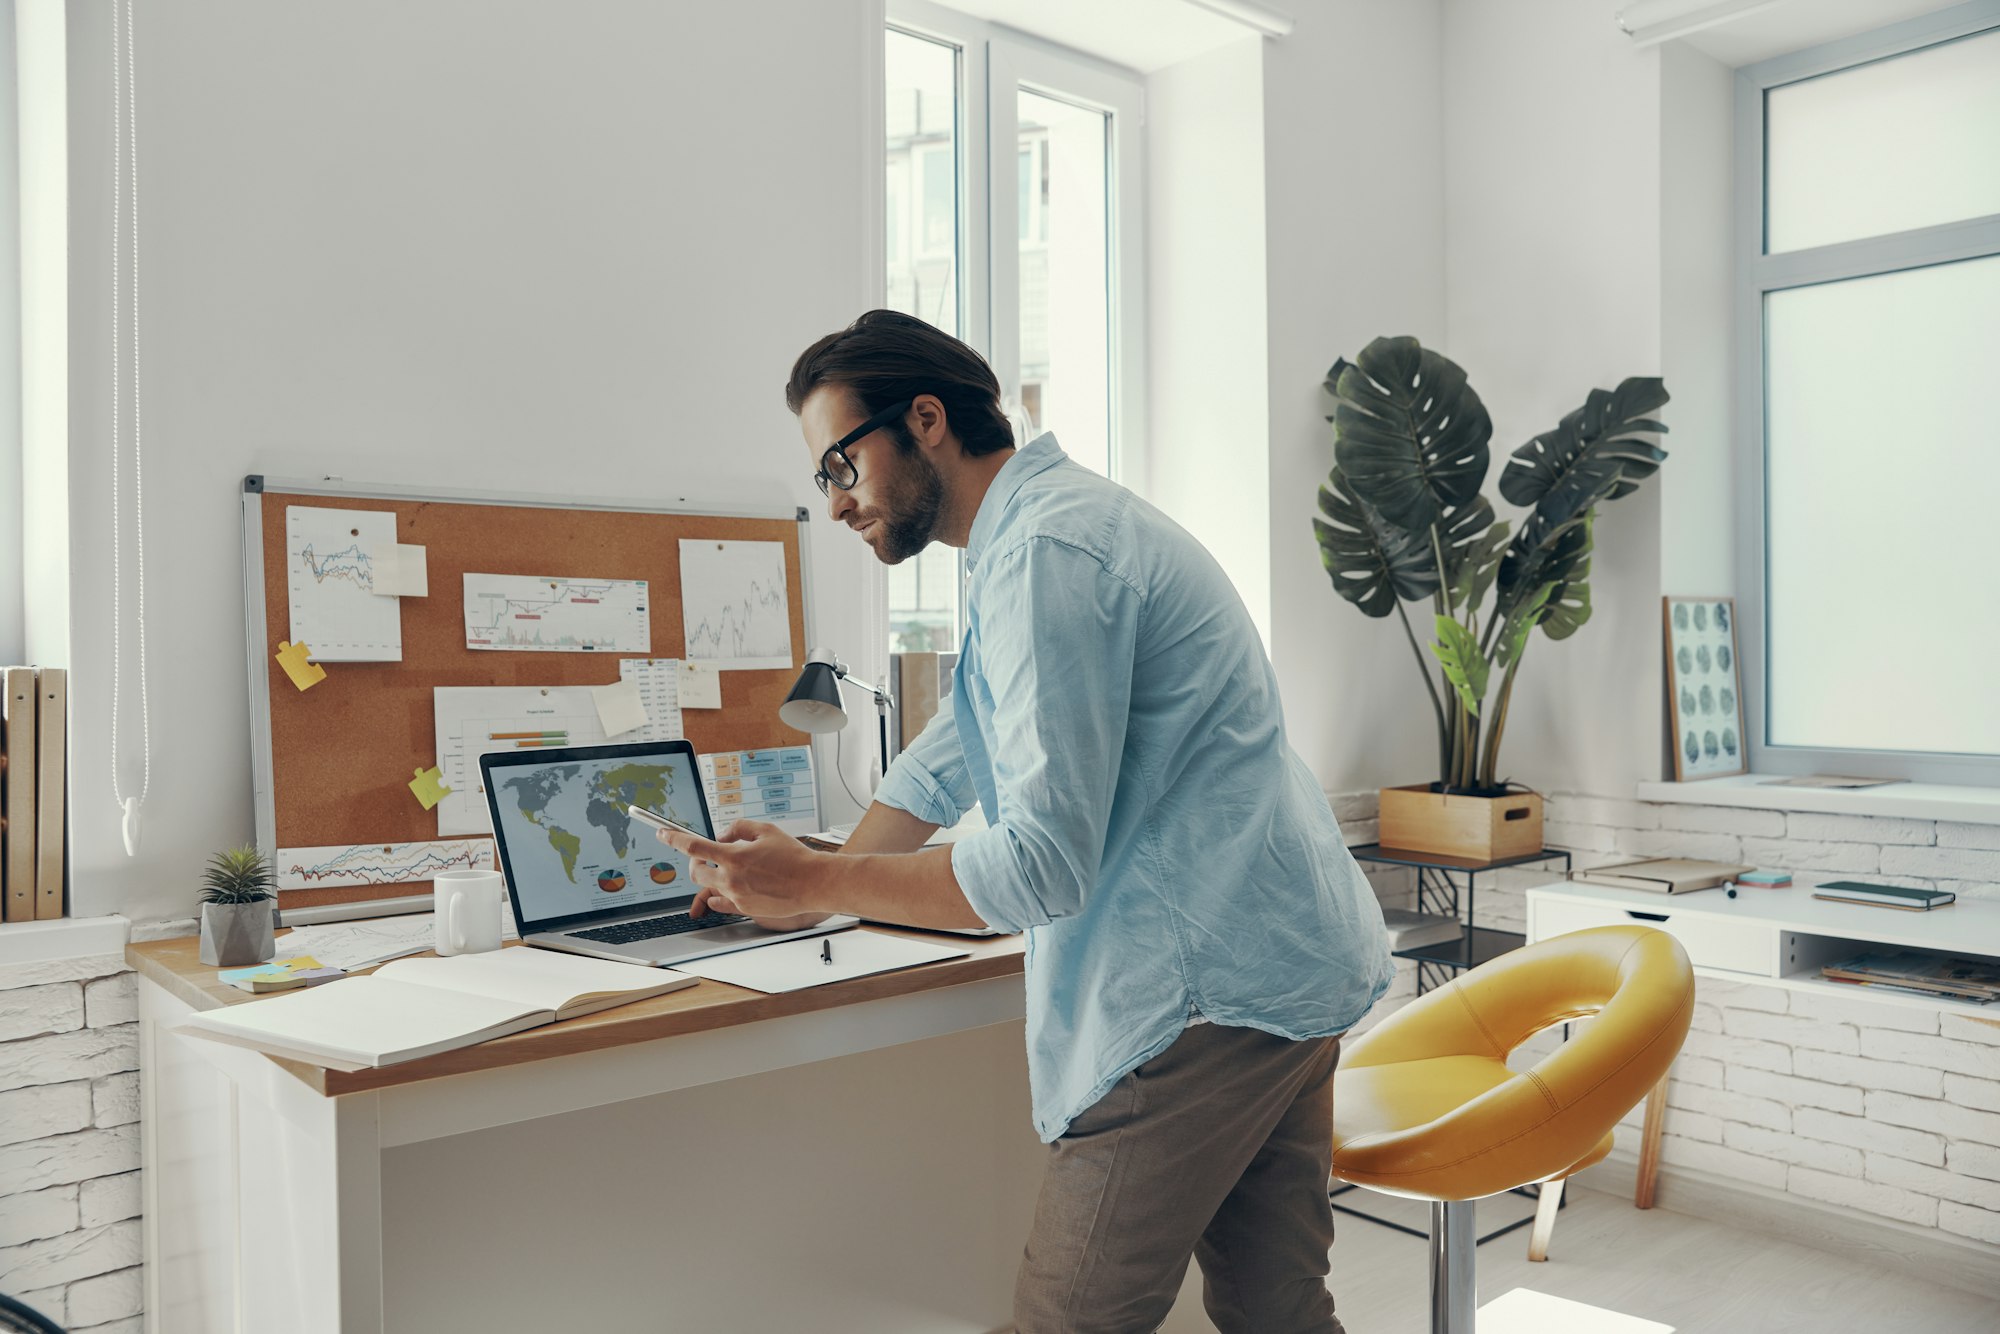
276, 641, 327, 692
409, 765, 453, 811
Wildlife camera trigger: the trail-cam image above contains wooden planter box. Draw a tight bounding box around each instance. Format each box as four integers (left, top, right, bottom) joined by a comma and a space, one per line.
1378, 785, 1544, 863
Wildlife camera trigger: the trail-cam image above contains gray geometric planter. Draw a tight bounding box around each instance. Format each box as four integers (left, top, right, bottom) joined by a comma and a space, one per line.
199, 900, 276, 967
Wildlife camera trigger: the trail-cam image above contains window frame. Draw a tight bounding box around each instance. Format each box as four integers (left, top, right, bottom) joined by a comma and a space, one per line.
1733, 0, 2000, 785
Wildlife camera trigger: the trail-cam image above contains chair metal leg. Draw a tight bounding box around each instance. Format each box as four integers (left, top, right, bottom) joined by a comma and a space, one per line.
1429, 1198, 1476, 1334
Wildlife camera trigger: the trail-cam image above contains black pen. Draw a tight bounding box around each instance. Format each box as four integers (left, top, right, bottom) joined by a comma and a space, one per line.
822, 938, 833, 965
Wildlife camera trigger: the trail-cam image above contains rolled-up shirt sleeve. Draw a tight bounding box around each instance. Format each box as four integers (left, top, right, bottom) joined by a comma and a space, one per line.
949, 538, 1141, 934
872, 685, 976, 829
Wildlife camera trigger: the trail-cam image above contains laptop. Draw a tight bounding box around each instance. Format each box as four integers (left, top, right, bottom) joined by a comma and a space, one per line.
481, 739, 856, 967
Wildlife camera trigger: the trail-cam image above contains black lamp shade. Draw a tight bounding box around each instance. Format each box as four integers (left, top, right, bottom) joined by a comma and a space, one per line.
779, 660, 847, 733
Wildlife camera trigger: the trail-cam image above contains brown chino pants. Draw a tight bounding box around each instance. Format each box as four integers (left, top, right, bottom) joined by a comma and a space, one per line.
1013, 1022, 1345, 1334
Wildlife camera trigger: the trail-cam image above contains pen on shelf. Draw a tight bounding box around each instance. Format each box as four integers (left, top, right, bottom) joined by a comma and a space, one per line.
822, 938, 833, 965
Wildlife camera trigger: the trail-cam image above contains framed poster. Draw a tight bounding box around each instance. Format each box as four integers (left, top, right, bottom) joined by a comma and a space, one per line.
1664, 596, 1746, 780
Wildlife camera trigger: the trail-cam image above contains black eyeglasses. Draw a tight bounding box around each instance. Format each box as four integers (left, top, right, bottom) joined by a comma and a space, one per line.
813, 399, 914, 497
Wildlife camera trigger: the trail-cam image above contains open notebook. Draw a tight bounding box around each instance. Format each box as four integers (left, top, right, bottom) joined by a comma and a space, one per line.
173, 946, 697, 1071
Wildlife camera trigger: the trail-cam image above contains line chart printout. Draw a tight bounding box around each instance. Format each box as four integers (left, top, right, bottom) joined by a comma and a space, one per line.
462, 574, 652, 654
433, 686, 615, 835
679, 539, 794, 671
274, 838, 496, 893
285, 506, 403, 661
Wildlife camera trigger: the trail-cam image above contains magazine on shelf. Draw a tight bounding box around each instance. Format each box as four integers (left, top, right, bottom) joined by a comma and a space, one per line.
1819, 951, 2000, 1003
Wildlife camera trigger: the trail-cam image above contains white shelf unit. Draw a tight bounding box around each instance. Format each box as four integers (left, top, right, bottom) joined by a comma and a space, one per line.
1524, 880, 2000, 1018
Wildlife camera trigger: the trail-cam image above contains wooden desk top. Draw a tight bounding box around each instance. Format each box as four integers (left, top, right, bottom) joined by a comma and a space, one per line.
126, 927, 1026, 1098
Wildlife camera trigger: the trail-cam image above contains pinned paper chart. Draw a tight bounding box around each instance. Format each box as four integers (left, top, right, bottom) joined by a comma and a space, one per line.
700, 746, 817, 836
679, 540, 793, 670
463, 574, 651, 654
275, 838, 496, 892
286, 506, 403, 661
433, 686, 616, 835
615, 659, 688, 742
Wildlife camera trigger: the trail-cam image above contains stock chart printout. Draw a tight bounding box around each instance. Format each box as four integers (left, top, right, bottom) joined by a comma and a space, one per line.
462, 573, 651, 654
678, 539, 793, 671
285, 506, 403, 661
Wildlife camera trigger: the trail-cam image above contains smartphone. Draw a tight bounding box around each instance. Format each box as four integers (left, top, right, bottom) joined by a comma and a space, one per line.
624, 803, 705, 841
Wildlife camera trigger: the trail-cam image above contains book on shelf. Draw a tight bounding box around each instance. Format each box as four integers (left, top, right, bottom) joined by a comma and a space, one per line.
1567, 857, 1754, 894
1810, 880, 1955, 912
1819, 951, 2000, 1003
174, 945, 697, 1071
1379, 908, 1465, 951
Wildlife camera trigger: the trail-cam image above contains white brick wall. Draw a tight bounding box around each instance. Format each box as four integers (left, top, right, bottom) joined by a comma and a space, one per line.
1335, 786, 2000, 1258
0, 951, 144, 1332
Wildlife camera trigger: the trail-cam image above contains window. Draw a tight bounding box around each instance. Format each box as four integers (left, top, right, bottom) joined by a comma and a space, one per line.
1738, 11, 2000, 784
882, 5, 1144, 660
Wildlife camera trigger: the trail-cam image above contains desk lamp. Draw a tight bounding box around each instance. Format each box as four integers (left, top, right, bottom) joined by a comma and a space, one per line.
780, 647, 894, 784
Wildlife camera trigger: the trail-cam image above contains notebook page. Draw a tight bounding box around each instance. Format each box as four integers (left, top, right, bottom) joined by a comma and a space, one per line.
373, 947, 690, 1018
174, 976, 544, 1070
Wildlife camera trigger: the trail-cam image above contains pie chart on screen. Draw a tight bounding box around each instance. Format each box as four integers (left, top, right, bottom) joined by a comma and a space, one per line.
649, 863, 678, 885
597, 870, 626, 893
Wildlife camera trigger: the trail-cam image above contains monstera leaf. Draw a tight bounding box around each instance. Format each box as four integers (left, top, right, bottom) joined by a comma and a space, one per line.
1431, 616, 1490, 717
1326, 336, 1493, 534
1496, 507, 1593, 626
1496, 582, 1558, 670
1315, 470, 1439, 617
1440, 502, 1506, 615
1498, 377, 1670, 533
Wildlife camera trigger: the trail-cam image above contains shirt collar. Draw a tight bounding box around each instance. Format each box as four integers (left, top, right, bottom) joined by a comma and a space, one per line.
966, 432, 1067, 569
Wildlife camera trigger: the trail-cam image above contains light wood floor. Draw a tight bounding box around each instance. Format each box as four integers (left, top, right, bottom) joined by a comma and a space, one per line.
1159, 1181, 2000, 1333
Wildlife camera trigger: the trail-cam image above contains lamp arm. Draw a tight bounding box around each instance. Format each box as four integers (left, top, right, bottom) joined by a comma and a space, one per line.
831, 669, 894, 786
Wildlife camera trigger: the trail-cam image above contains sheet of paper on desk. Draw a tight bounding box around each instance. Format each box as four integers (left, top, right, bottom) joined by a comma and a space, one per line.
671, 930, 968, 994
277, 913, 520, 972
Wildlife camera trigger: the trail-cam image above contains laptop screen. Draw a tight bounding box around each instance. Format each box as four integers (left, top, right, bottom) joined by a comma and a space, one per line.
482, 742, 714, 931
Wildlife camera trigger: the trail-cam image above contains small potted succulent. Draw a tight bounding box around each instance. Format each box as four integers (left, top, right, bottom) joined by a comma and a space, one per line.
198, 845, 279, 967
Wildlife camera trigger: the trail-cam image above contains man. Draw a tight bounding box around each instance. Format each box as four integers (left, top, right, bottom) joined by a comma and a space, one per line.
658, 310, 1394, 1333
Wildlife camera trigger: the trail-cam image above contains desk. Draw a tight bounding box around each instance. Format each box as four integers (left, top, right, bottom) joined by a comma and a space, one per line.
129, 929, 1039, 1333
1525, 880, 2000, 1213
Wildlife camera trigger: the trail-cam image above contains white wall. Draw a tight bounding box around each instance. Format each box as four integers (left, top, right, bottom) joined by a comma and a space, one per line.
60, 0, 887, 925
0, 0, 21, 667
1659, 39, 1738, 599
1441, 0, 1666, 797
1144, 35, 1271, 640
1262, 0, 1447, 794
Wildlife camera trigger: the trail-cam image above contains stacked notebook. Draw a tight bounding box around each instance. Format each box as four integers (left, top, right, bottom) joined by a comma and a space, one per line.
1568, 857, 1753, 894
1821, 951, 1999, 1003
1810, 880, 1956, 912
175, 946, 696, 1070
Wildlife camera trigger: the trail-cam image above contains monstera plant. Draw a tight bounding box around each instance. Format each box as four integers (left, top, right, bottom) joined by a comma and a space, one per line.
1316, 336, 1669, 800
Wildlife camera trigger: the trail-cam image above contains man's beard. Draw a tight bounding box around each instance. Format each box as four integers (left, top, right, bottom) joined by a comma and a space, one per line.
869, 449, 947, 564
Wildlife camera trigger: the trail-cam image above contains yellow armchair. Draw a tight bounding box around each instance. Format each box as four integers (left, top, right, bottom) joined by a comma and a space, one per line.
1331, 924, 1694, 1333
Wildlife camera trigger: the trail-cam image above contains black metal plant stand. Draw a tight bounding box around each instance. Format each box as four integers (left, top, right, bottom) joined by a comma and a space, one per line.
1329, 843, 1575, 1246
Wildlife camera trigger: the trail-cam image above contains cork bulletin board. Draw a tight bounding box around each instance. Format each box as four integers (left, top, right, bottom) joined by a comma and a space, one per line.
241, 477, 815, 908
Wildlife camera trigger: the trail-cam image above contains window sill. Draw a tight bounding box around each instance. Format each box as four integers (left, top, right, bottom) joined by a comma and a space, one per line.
0, 915, 131, 966
1634, 774, 2000, 827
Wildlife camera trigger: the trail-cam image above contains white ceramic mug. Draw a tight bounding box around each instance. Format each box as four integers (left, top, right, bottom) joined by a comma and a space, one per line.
434, 870, 506, 956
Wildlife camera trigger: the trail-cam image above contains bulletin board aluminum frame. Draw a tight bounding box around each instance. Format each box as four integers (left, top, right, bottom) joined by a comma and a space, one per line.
240, 475, 821, 909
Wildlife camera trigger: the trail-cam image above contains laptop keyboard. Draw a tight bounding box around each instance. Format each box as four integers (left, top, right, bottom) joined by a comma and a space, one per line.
570, 911, 750, 945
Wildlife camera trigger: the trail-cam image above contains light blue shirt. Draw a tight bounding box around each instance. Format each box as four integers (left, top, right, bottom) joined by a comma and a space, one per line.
873, 434, 1395, 1141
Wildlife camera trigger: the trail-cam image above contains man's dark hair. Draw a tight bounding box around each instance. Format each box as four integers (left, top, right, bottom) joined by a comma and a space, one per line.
785, 310, 1016, 458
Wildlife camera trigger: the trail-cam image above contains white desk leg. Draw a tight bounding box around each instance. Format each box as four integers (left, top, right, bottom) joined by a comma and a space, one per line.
1635, 1074, 1669, 1210
142, 978, 386, 1334
1527, 1178, 1564, 1262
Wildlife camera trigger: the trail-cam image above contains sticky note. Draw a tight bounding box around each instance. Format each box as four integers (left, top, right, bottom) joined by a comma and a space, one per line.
591, 679, 650, 738
678, 660, 722, 709
276, 641, 327, 692
372, 544, 429, 598
409, 765, 453, 810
